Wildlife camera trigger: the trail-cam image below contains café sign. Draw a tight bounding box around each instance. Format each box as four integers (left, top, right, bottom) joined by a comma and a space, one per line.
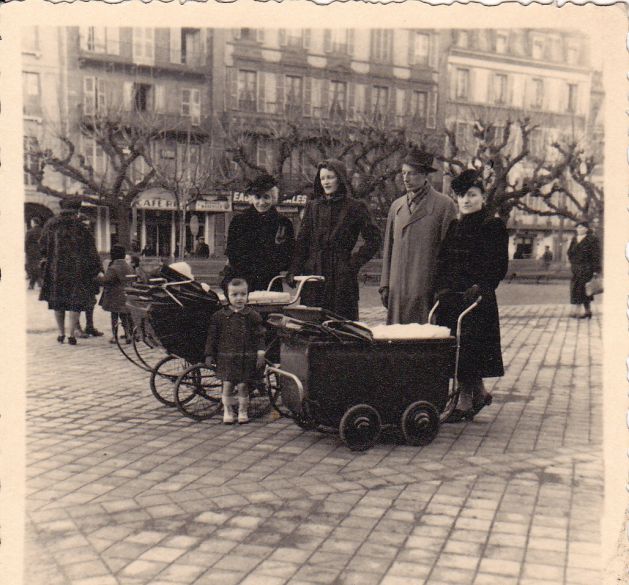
133, 188, 177, 210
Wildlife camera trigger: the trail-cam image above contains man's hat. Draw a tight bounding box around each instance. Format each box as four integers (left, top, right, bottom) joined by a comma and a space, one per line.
246, 173, 277, 195
401, 148, 437, 174
451, 169, 484, 196
60, 198, 82, 211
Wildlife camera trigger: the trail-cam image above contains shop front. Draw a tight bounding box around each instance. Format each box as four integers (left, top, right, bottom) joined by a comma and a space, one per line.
186, 192, 232, 257
132, 188, 179, 258
231, 192, 308, 232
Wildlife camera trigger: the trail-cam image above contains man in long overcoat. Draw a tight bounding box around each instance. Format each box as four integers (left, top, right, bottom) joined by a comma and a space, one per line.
379, 150, 457, 324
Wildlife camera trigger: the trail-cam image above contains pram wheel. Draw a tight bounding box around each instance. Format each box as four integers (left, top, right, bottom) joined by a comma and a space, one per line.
339, 404, 382, 451
150, 355, 191, 407
401, 401, 439, 446
133, 323, 163, 371
174, 364, 222, 421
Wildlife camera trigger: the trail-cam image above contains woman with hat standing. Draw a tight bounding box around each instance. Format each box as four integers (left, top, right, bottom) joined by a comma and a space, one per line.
434, 169, 509, 421
39, 198, 103, 345
225, 173, 295, 293
288, 159, 381, 321
567, 221, 601, 319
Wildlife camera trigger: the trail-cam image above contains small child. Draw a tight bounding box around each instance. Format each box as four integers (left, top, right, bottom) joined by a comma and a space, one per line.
97, 244, 135, 344
205, 278, 266, 424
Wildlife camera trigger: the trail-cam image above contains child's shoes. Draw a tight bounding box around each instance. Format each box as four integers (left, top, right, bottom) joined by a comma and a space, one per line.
238, 398, 250, 425
222, 396, 236, 425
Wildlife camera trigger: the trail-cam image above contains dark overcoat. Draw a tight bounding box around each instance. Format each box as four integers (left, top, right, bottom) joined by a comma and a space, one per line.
25, 224, 43, 278
226, 206, 295, 292
291, 194, 381, 320
205, 306, 266, 383
434, 209, 509, 380
567, 234, 601, 304
98, 259, 135, 313
39, 213, 103, 312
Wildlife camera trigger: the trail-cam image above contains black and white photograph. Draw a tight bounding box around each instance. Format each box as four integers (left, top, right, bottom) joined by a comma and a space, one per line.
2, 4, 627, 585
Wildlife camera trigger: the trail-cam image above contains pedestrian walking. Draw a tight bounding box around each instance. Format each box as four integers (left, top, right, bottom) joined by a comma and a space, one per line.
224, 173, 295, 293
39, 198, 103, 345
25, 216, 43, 289
567, 221, 601, 319
541, 245, 553, 270
288, 159, 381, 320
205, 278, 266, 425
193, 237, 210, 258
379, 148, 457, 325
433, 169, 509, 422
97, 244, 135, 344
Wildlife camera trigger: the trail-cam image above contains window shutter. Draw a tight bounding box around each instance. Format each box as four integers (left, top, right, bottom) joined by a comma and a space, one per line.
225, 68, 236, 111
191, 89, 201, 125
279, 29, 287, 46
146, 28, 155, 62
365, 85, 372, 116
123, 82, 133, 111
449, 68, 456, 101
181, 88, 191, 116
303, 29, 311, 50
257, 29, 265, 43
154, 84, 165, 112
408, 31, 415, 66
303, 77, 312, 117
487, 74, 494, 104
97, 79, 107, 112
387, 87, 395, 119
106, 27, 119, 55
320, 79, 330, 117
80, 26, 89, 51
257, 71, 266, 113
347, 30, 355, 56
347, 82, 355, 120
276, 73, 285, 111
468, 69, 476, 102
83, 77, 95, 115
427, 90, 437, 129
507, 76, 514, 107
324, 30, 332, 53
429, 34, 438, 69
170, 28, 181, 63
233, 29, 241, 41
404, 88, 411, 118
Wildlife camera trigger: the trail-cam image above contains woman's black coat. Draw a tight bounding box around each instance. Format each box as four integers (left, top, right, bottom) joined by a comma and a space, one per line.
226, 206, 295, 292
434, 209, 509, 380
567, 233, 601, 304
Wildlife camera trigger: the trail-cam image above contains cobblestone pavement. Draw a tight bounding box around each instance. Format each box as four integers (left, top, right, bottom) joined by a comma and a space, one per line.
24, 289, 603, 585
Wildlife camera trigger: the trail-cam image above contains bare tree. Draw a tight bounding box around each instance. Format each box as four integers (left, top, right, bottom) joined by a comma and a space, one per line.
441, 116, 603, 225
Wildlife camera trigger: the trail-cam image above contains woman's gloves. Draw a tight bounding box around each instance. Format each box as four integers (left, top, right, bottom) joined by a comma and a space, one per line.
463, 284, 481, 304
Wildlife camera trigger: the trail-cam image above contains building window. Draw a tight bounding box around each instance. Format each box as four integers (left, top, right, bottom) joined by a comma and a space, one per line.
182, 28, 201, 67
411, 90, 427, 121
495, 33, 508, 54
325, 30, 353, 55
239, 28, 257, 41
372, 85, 389, 117
237, 70, 257, 111
412, 32, 430, 66
134, 84, 152, 112
83, 137, 106, 175
371, 30, 393, 64
329, 80, 347, 119
181, 88, 201, 125
177, 142, 201, 182
22, 72, 41, 115
532, 36, 545, 60
456, 31, 469, 49
567, 83, 578, 113
24, 136, 39, 186
530, 78, 544, 109
81, 27, 119, 55
132, 28, 155, 65
455, 69, 470, 101
22, 26, 40, 53
83, 77, 107, 115
285, 75, 303, 114
279, 29, 308, 50
529, 128, 544, 158
492, 73, 508, 105
566, 41, 579, 65
454, 121, 473, 151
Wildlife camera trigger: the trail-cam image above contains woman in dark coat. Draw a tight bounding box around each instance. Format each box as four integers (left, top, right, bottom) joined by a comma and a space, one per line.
434, 169, 509, 422
39, 199, 103, 345
25, 216, 43, 289
567, 221, 601, 319
288, 159, 381, 320
225, 174, 295, 293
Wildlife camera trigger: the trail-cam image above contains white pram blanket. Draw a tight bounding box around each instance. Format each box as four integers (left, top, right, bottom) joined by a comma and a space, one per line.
217, 291, 292, 304
369, 323, 451, 340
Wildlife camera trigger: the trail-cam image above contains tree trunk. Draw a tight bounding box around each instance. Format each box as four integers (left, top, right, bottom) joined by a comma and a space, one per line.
113, 200, 132, 248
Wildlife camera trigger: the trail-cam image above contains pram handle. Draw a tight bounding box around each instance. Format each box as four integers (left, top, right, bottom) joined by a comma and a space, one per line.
266, 274, 326, 307
429, 296, 483, 423
266, 365, 305, 403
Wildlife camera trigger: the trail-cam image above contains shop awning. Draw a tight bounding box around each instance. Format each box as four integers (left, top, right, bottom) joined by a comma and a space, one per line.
133, 188, 177, 210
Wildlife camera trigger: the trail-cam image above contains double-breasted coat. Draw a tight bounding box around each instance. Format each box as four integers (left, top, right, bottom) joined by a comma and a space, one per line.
433, 208, 509, 380
226, 205, 295, 292
567, 233, 601, 304
98, 258, 135, 313
380, 187, 457, 324
205, 306, 266, 383
39, 213, 103, 312
291, 194, 381, 321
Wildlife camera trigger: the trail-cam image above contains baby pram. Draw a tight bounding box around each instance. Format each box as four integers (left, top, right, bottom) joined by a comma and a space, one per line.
266, 297, 482, 450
